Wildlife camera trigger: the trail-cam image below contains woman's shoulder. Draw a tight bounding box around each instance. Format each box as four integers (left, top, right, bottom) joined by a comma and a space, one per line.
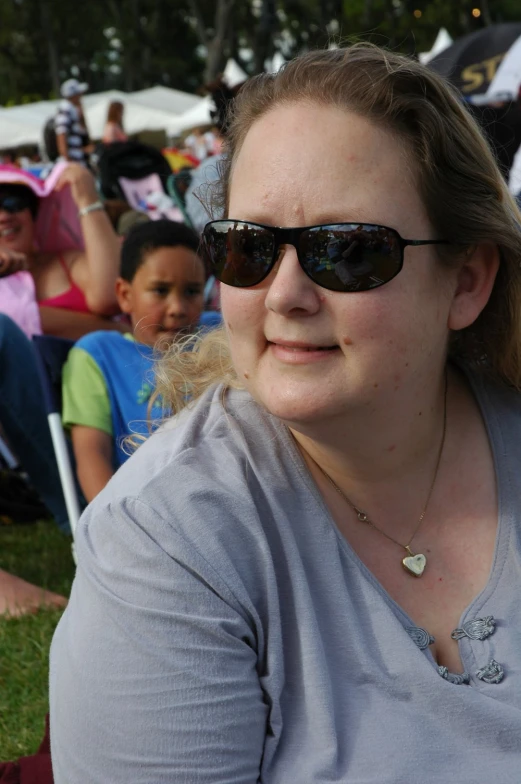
91, 383, 284, 520
465, 365, 521, 471
76, 385, 293, 594
467, 366, 521, 428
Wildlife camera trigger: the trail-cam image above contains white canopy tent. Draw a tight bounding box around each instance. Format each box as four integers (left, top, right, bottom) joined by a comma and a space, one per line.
166, 95, 215, 137
0, 99, 59, 149
80, 89, 178, 139
265, 51, 286, 74
165, 58, 251, 137
419, 28, 453, 65
129, 86, 202, 115
0, 112, 46, 149
222, 58, 248, 89
0, 86, 202, 150
2, 98, 58, 124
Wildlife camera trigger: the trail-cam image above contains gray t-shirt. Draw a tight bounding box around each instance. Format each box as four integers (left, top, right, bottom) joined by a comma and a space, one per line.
50, 370, 521, 783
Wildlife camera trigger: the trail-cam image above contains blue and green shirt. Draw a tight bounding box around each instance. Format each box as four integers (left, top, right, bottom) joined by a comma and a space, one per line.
62, 332, 165, 466
62, 312, 222, 467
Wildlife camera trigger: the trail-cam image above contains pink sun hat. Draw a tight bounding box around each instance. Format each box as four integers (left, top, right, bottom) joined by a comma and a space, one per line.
0, 162, 84, 253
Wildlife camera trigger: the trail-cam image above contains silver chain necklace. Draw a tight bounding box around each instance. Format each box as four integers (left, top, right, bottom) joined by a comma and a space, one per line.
313, 375, 448, 578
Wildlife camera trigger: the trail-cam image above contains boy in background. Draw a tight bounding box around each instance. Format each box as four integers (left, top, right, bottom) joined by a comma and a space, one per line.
62, 219, 214, 502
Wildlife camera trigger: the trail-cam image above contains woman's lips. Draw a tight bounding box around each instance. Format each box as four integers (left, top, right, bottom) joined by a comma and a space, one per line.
268, 340, 340, 364
0, 225, 20, 239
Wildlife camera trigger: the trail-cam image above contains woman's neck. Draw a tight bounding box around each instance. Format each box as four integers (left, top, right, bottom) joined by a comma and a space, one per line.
26, 251, 52, 269
289, 366, 450, 515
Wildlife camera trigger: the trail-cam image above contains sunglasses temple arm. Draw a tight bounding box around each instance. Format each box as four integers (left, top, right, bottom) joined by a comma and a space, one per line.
403, 239, 450, 247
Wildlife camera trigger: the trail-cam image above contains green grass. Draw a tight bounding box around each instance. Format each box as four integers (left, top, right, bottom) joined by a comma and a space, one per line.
0, 520, 75, 759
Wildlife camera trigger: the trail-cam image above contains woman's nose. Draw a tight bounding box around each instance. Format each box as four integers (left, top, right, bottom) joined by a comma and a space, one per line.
264, 245, 322, 317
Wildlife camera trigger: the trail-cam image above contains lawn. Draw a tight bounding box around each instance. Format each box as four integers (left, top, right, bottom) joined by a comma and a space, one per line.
0, 520, 75, 760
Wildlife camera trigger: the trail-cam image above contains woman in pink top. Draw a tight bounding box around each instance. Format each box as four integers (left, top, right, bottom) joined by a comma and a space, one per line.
0, 163, 124, 340
102, 101, 128, 145
0, 163, 125, 615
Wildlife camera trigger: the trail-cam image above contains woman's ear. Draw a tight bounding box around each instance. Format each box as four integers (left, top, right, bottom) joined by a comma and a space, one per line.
115, 277, 133, 315
447, 243, 500, 331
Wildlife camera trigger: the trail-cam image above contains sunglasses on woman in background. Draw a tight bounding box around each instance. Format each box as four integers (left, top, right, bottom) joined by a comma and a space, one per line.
0, 192, 35, 214
201, 220, 451, 293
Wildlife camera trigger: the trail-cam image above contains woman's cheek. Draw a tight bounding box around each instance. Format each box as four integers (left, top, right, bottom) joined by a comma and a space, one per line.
221, 292, 262, 381
221, 287, 265, 335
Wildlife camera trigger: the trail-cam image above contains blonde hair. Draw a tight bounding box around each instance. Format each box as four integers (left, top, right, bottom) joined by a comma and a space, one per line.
156, 329, 238, 414
158, 43, 521, 414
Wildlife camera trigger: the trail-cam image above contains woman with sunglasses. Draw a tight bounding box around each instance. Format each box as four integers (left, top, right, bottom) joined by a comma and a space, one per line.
51, 45, 521, 781
0, 163, 124, 612
0, 163, 123, 338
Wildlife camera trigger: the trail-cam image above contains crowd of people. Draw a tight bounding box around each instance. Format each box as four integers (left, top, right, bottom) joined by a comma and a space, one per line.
2, 41, 521, 782
0, 80, 226, 620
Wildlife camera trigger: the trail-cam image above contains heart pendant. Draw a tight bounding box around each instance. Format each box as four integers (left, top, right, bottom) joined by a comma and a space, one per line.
402, 552, 427, 577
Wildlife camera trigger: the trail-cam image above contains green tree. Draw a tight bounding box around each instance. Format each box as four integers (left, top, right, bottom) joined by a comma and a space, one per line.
1, 0, 521, 107
0, 0, 203, 105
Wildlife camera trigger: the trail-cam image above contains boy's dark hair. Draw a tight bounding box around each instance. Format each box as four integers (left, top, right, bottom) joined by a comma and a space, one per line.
120, 219, 201, 282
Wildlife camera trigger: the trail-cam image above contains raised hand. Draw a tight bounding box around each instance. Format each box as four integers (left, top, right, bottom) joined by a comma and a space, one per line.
0, 249, 28, 277
54, 163, 100, 210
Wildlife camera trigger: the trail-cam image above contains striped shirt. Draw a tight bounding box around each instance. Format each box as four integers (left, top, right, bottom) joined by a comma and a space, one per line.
54, 99, 89, 163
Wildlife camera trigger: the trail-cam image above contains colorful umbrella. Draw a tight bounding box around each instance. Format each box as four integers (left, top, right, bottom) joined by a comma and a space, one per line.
429, 23, 521, 97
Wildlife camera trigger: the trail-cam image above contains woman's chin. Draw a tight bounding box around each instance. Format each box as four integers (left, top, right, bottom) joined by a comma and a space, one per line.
1, 238, 31, 255
250, 384, 347, 427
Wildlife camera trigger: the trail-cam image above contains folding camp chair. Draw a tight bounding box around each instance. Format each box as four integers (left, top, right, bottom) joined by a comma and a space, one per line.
98, 141, 173, 201
32, 335, 82, 542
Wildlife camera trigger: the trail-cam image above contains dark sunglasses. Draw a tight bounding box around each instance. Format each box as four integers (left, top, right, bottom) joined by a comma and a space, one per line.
201, 220, 450, 293
0, 192, 34, 214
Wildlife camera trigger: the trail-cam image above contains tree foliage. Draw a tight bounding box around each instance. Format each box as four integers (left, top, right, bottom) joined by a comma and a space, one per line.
0, 0, 520, 105
0, 0, 203, 104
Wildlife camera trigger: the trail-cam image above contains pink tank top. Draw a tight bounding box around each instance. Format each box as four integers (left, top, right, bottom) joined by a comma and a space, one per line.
39, 256, 90, 313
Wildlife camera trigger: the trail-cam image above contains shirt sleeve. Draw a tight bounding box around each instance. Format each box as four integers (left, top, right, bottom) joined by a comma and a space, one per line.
62, 347, 113, 436
54, 107, 71, 136
49, 496, 267, 783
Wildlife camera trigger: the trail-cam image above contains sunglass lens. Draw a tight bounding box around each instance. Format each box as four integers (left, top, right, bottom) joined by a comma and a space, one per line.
203, 221, 275, 287
0, 194, 27, 214
300, 225, 402, 292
